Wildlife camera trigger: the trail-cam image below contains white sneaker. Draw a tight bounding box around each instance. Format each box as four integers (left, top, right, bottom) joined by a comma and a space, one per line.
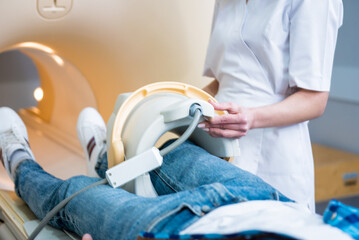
77, 107, 107, 177
0, 107, 35, 181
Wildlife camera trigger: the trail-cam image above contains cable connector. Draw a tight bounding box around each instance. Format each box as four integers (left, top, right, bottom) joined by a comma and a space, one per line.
161, 99, 214, 123
189, 103, 202, 117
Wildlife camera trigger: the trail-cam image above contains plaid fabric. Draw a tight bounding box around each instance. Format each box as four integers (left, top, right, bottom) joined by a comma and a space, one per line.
138, 230, 297, 240
323, 199, 359, 239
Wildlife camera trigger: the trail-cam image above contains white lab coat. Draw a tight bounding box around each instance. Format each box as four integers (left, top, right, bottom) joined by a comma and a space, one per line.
203, 0, 343, 211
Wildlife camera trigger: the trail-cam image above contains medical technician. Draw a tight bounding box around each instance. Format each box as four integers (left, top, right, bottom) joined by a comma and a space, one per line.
199, 0, 343, 211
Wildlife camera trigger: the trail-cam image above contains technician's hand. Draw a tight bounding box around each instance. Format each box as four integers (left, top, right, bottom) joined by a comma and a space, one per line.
198, 100, 253, 138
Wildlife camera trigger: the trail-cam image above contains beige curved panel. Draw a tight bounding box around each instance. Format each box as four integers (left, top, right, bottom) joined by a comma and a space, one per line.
0, 0, 215, 189
0, 46, 96, 190
0, 0, 215, 121
15, 47, 98, 138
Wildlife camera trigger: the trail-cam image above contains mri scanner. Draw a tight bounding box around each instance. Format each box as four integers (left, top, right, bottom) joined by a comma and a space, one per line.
0, 0, 240, 239
1, 1, 359, 239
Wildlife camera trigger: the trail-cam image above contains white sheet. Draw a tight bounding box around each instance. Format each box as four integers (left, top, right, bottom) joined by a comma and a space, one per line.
181, 200, 353, 240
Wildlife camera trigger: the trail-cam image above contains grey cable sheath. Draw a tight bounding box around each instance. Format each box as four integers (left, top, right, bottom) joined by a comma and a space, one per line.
27, 107, 202, 240
27, 179, 108, 240
159, 108, 202, 157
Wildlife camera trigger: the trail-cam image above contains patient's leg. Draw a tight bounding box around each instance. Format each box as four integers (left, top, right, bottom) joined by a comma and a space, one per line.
78, 108, 282, 199
150, 140, 290, 202
15, 160, 198, 239
77, 107, 286, 200
1, 107, 289, 239
16, 159, 280, 239
91, 139, 290, 203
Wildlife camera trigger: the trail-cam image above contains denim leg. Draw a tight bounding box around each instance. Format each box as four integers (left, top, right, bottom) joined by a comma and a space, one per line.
150, 141, 291, 202
14, 158, 292, 240
90, 140, 290, 202
150, 140, 237, 194
14, 160, 251, 239
15, 160, 147, 239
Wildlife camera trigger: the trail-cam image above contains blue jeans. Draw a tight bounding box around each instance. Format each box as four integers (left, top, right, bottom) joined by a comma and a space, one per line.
14, 141, 291, 240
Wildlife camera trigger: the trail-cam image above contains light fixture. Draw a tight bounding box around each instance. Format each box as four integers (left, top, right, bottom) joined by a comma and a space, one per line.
34, 87, 44, 102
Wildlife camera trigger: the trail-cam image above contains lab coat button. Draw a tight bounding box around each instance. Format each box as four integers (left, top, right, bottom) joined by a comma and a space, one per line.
201, 205, 211, 213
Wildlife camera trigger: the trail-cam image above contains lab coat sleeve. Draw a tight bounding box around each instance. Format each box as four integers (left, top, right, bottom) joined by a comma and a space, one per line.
288, 0, 343, 91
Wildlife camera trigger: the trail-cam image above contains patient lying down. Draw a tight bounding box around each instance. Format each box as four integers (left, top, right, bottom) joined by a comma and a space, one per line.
0, 107, 356, 240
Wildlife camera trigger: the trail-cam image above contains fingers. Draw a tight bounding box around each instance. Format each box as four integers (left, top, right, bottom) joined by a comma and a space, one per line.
203, 100, 251, 138
208, 113, 248, 125
209, 100, 241, 114
82, 234, 93, 240
199, 122, 247, 131
207, 100, 247, 125
198, 121, 249, 138
206, 128, 247, 138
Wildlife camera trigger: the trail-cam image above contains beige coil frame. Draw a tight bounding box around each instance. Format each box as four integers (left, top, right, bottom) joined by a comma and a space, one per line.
107, 81, 226, 168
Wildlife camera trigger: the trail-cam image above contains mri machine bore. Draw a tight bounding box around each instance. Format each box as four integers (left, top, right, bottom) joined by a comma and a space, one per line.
0, 0, 217, 238
0, 0, 227, 238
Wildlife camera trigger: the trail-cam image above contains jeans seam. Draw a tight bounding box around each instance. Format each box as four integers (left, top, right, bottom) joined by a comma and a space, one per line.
153, 169, 181, 193
68, 216, 81, 234
146, 205, 184, 232
146, 203, 201, 233
209, 182, 248, 206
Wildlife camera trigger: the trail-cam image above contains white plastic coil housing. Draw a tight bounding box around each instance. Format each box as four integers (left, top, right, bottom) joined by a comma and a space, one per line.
106, 147, 163, 188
